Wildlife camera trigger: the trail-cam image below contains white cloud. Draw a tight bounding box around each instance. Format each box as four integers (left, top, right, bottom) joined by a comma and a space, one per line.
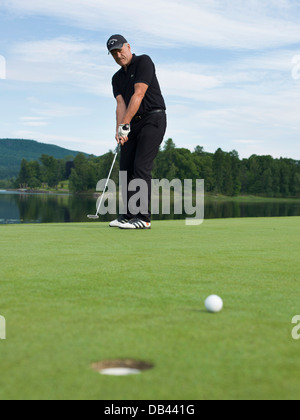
11, 37, 103, 62
20, 117, 48, 127
31, 100, 92, 119
8, 37, 113, 97
3, 0, 300, 50
158, 66, 221, 100
1, 0, 300, 159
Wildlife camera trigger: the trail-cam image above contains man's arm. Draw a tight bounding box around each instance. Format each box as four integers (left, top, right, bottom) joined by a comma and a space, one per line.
121, 82, 149, 125
115, 95, 127, 143
116, 83, 149, 145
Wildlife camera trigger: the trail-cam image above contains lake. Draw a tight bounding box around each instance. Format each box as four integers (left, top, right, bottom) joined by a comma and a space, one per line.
0, 190, 300, 224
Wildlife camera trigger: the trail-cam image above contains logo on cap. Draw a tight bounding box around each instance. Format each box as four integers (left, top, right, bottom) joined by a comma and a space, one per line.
107, 35, 128, 53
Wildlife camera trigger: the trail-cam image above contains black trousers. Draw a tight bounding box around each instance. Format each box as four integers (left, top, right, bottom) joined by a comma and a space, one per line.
120, 111, 167, 223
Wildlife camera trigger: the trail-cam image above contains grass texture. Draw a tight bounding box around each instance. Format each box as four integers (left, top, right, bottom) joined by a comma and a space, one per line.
0, 218, 300, 400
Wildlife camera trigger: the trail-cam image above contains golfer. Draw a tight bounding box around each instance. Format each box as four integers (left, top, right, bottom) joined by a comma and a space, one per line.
107, 35, 167, 230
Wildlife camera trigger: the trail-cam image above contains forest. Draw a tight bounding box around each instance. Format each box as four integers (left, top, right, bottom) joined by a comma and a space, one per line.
13, 139, 300, 198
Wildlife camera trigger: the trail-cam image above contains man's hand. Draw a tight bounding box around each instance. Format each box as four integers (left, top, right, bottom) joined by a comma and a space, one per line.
117, 123, 131, 146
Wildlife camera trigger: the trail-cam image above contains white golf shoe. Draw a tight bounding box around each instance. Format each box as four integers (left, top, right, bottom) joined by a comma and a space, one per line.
109, 216, 129, 228
119, 218, 151, 230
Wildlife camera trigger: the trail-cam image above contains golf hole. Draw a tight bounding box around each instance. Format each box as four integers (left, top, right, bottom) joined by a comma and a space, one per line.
92, 359, 154, 376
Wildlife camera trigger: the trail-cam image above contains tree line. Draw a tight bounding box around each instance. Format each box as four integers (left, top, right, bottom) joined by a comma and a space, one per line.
16, 139, 300, 197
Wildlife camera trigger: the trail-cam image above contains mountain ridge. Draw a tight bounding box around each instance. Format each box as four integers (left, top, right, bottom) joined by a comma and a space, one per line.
0, 138, 89, 179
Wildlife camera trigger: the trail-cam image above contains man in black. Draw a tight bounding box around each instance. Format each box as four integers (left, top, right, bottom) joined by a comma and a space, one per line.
107, 35, 167, 230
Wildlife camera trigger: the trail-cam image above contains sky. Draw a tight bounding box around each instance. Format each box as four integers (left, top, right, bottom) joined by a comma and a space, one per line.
0, 0, 300, 159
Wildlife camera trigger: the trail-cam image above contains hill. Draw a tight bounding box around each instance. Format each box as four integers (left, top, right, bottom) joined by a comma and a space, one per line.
0, 138, 89, 179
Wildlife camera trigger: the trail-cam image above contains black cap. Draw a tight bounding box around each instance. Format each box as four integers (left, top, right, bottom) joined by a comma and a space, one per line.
107, 35, 128, 53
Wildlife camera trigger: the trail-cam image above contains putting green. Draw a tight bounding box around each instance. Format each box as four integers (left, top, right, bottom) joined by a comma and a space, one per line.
0, 218, 300, 400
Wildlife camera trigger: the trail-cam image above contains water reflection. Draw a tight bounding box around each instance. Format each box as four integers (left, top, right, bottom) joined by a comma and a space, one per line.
204, 200, 300, 219
0, 191, 300, 224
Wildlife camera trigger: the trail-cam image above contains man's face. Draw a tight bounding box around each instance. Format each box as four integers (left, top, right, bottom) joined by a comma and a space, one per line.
111, 44, 133, 68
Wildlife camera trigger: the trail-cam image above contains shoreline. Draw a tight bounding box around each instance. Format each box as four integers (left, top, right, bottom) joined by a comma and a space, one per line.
4, 188, 72, 195
1, 189, 300, 202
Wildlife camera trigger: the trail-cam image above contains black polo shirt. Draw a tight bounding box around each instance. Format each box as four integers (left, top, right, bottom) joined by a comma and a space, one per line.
112, 54, 166, 115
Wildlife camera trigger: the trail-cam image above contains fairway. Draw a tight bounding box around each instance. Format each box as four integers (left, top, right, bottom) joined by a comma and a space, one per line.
0, 218, 300, 400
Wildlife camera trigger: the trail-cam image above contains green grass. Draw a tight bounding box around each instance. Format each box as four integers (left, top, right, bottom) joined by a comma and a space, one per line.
0, 218, 300, 400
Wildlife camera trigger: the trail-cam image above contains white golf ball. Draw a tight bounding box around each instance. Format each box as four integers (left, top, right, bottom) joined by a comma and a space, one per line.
205, 295, 223, 313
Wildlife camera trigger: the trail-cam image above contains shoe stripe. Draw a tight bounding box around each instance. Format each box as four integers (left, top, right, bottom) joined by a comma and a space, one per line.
119, 219, 151, 229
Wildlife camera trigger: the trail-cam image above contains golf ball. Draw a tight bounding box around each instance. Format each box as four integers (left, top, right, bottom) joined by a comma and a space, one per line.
205, 295, 223, 313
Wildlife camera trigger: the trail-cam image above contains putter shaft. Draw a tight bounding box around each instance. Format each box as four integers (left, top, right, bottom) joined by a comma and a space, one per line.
87, 144, 120, 220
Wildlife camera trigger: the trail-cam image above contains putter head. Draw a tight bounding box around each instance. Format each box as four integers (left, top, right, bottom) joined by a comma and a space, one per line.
87, 215, 99, 220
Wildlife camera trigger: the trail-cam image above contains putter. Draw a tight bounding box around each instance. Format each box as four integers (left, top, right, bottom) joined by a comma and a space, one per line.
87, 144, 120, 220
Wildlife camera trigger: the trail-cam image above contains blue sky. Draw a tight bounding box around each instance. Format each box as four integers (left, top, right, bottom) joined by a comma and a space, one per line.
0, 0, 300, 159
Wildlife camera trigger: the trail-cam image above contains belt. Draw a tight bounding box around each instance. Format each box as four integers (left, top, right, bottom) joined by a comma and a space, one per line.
133, 109, 165, 122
